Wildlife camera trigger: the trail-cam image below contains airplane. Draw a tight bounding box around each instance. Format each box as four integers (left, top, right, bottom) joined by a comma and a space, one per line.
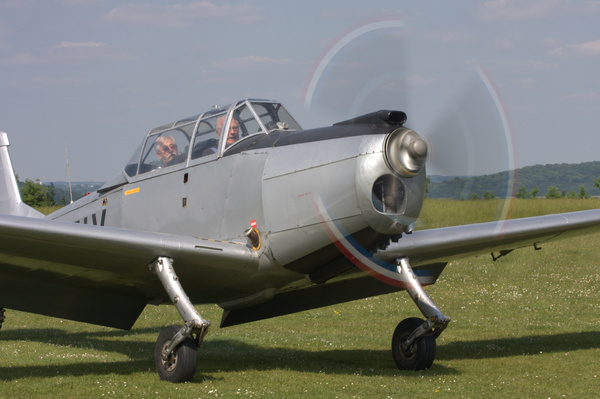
1, 98, 600, 382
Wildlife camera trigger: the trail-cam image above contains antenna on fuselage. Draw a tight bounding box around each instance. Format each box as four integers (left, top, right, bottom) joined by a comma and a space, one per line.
65, 143, 73, 204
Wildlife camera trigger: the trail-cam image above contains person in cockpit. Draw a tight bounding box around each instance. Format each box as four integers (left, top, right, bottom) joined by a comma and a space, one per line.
202, 116, 240, 156
218, 116, 240, 148
155, 135, 184, 167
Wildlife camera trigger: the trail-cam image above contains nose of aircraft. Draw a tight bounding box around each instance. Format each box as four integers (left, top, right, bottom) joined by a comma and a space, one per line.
408, 138, 427, 160
384, 128, 428, 177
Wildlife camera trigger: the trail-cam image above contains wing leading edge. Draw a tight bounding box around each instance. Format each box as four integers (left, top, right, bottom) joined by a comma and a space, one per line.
0, 214, 257, 329
375, 209, 600, 266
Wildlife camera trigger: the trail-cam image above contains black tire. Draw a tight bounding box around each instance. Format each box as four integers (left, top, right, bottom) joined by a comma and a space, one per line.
155, 324, 198, 382
391, 317, 436, 370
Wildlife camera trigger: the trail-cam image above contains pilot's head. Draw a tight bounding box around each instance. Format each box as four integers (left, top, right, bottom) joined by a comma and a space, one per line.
154, 135, 178, 166
216, 116, 240, 147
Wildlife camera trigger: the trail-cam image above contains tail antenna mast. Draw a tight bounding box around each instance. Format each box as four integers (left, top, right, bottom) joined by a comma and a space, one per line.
65, 143, 73, 204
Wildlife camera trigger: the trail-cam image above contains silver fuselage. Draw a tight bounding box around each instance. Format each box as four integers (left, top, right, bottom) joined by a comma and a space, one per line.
46, 100, 427, 306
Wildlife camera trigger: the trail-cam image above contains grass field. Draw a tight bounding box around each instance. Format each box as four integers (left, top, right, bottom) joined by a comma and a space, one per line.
1, 199, 599, 398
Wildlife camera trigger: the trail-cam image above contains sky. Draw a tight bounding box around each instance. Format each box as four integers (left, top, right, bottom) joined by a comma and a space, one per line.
1, 0, 599, 182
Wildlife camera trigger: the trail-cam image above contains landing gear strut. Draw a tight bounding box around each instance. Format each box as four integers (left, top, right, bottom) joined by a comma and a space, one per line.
149, 257, 211, 382
0, 308, 5, 330
392, 257, 450, 370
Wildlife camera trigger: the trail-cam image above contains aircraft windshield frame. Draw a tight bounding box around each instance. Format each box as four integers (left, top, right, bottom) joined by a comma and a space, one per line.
122, 99, 301, 180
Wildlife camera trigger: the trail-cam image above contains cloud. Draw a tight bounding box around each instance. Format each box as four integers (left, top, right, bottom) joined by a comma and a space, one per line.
212, 56, 291, 71
1, 41, 134, 67
493, 35, 566, 52
573, 39, 600, 56
2, 0, 37, 8
102, 2, 265, 28
481, 59, 558, 73
0, 52, 37, 66
517, 78, 539, 88
61, 0, 105, 6
426, 31, 478, 44
7, 76, 90, 89
560, 92, 600, 103
404, 74, 436, 87
53, 41, 107, 49
548, 39, 600, 58
476, 0, 600, 20
475, 0, 565, 20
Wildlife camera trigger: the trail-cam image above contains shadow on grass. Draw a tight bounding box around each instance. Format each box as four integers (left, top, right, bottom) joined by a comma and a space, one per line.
438, 330, 600, 360
0, 326, 159, 380
1, 327, 599, 382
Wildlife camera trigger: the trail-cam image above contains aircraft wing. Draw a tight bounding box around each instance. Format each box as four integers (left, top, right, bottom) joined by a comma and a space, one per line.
0, 214, 257, 330
220, 209, 600, 327
375, 209, 600, 266
3, 208, 600, 330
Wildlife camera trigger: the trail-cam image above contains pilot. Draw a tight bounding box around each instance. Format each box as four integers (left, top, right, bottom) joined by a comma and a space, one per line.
154, 135, 184, 167
218, 116, 240, 147
202, 116, 240, 156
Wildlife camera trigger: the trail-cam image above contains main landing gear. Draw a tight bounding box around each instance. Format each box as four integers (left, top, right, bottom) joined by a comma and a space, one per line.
391, 257, 450, 370
149, 257, 211, 382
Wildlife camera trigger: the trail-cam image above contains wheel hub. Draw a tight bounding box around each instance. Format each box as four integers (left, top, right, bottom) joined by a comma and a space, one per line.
161, 341, 178, 371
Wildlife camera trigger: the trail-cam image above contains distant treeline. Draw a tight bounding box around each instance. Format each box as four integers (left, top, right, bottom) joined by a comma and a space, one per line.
428, 161, 600, 199
17, 177, 104, 206
47, 181, 104, 203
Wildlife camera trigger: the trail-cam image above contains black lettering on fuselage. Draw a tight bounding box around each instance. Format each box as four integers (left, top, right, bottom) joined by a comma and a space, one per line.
77, 209, 107, 226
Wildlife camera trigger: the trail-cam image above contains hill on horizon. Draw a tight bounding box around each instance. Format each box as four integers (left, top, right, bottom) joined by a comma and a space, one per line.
428, 161, 600, 199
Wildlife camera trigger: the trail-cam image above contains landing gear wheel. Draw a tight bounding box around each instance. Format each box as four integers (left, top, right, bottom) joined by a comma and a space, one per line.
155, 324, 198, 382
392, 317, 436, 370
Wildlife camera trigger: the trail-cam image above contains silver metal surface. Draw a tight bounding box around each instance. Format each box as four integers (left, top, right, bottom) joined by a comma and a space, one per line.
150, 257, 210, 354
396, 257, 450, 347
0, 132, 44, 218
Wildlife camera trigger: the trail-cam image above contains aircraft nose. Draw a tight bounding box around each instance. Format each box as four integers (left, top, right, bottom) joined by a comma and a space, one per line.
408, 139, 427, 160
384, 128, 428, 177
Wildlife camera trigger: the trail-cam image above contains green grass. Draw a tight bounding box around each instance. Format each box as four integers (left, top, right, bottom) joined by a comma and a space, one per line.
1, 199, 600, 397
35, 205, 64, 216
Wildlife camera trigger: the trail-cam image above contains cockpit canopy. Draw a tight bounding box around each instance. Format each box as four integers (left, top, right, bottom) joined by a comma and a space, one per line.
123, 99, 301, 178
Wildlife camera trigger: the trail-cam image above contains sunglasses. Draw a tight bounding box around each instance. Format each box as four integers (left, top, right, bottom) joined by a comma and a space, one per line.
161, 144, 177, 151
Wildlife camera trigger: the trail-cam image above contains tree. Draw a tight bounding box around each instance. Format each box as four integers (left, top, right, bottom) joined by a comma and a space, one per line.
579, 184, 590, 199
20, 179, 57, 207
594, 177, 600, 194
545, 186, 562, 199
531, 186, 539, 198
483, 191, 496, 199
516, 186, 530, 199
